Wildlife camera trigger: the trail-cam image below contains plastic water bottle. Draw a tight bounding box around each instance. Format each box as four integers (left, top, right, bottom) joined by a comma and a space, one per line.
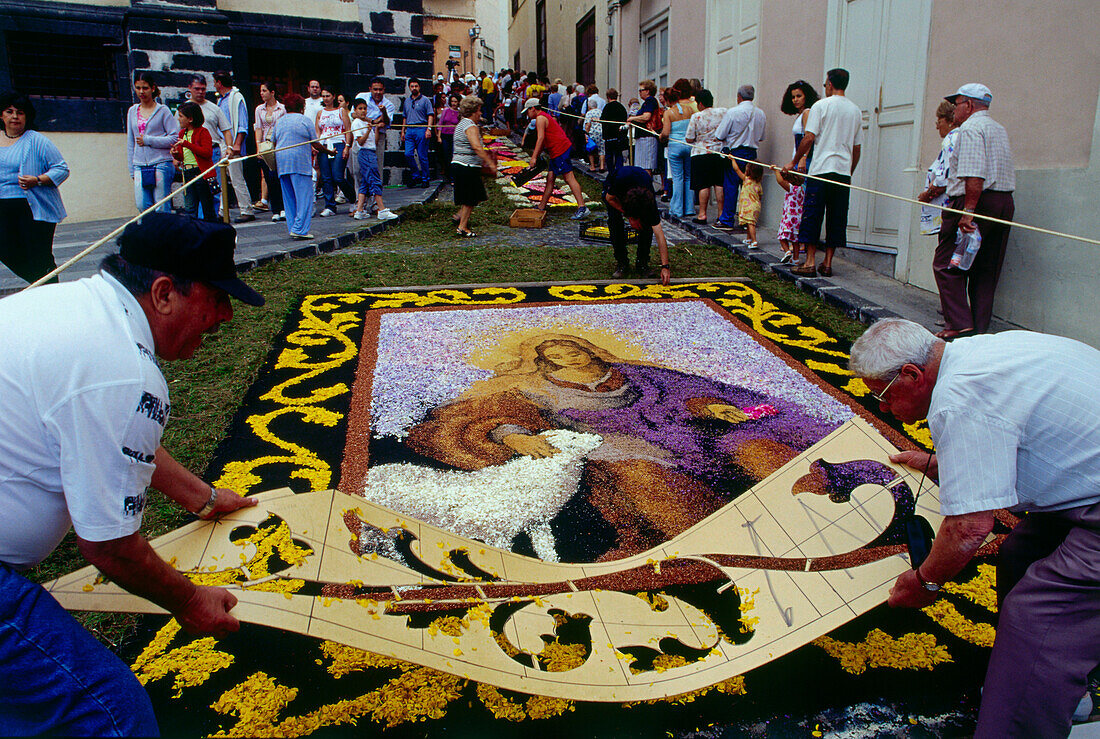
949, 228, 982, 271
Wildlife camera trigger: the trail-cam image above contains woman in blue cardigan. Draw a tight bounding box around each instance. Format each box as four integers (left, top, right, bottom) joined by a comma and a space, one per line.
126, 72, 178, 213
0, 91, 69, 284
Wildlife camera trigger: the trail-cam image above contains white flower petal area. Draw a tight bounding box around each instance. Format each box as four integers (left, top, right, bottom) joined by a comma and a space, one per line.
364, 430, 602, 562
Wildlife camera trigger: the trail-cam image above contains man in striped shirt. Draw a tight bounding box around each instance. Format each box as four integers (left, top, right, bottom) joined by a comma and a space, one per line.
933, 83, 1015, 340
851, 318, 1100, 738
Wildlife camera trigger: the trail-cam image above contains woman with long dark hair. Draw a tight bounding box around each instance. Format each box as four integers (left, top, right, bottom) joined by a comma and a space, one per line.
780, 80, 820, 172
315, 87, 352, 216
126, 72, 177, 214
0, 91, 69, 284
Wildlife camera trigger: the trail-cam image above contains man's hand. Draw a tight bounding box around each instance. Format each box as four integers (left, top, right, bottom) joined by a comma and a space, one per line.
175, 585, 241, 638
202, 488, 259, 519
708, 404, 749, 423
889, 451, 938, 482
958, 213, 977, 233
502, 433, 559, 458
660, 264, 671, 286
917, 189, 932, 203
888, 569, 938, 608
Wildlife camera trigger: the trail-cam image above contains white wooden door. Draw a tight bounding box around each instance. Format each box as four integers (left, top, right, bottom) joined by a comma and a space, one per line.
825, 0, 931, 276
705, 0, 760, 108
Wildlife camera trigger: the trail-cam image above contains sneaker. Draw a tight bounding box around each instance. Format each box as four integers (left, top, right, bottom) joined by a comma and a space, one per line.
377, 209, 399, 221
352, 210, 368, 220
234, 214, 256, 224
319, 208, 335, 217
570, 206, 591, 220
291, 233, 315, 240
334, 193, 348, 205
713, 221, 737, 232
272, 211, 285, 222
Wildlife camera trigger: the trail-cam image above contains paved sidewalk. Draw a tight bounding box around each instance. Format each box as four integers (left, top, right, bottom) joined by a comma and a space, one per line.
0, 181, 443, 294
575, 161, 1018, 335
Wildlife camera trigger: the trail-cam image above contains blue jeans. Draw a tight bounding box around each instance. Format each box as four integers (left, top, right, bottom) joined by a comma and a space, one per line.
357, 148, 383, 197
133, 161, 175, 214
0, 564, 159, 736
404, 127, 429, 184
280, 172, 315, 236
718, 146, 756, 226
666, 141, 694, 218
318, 144, 346, 210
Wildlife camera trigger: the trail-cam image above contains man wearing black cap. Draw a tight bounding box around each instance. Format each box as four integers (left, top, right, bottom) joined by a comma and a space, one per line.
0, 213, 263, 736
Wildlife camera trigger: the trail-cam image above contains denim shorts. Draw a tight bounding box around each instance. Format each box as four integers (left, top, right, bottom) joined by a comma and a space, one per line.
548, 149, 574, 176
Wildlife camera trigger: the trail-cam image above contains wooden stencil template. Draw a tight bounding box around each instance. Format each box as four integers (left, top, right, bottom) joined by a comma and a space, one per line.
47, 416, 941, 702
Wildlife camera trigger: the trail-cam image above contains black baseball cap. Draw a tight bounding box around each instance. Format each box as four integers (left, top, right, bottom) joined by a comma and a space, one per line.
117, 213, 264, 306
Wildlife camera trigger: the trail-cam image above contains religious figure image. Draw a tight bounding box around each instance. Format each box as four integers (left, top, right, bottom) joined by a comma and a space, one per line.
405, 334, 841, 559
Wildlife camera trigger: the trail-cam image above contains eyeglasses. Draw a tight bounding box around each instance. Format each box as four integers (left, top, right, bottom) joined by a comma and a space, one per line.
869, 370, 902, 404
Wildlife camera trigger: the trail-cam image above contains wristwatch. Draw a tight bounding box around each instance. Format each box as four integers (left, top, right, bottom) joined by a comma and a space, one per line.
914, 566, 941, 592
196, 485, 218, 518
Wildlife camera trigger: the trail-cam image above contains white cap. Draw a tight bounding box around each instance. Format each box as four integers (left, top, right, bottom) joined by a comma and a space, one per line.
523, 97, 541, 111
464, 74, 476, 83
945, 83, 992, 105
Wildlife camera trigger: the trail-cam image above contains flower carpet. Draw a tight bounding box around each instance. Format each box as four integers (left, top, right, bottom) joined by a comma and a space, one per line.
72, 283, 1011, 736
485, 135, 594, 209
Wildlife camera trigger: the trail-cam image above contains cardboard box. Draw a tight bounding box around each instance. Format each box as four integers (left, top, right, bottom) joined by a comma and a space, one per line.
510, 208, 548, 228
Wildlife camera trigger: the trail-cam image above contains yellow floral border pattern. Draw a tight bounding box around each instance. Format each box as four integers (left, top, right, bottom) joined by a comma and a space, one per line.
148, 283, 980, 734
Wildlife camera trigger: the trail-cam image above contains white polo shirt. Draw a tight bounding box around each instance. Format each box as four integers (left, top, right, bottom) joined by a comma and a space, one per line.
930, 331, 1100, 517
0, 273, 168, 569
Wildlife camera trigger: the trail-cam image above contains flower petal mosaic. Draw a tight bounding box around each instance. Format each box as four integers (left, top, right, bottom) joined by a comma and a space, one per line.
47, 283, 1009, 735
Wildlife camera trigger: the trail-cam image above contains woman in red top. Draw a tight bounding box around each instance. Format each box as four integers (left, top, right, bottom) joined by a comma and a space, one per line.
521, 98, 589, 219
170, 102, 217, 221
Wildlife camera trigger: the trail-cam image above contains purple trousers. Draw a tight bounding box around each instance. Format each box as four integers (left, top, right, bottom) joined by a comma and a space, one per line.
933, 190, 1014, 333
975, 501, 1100, 737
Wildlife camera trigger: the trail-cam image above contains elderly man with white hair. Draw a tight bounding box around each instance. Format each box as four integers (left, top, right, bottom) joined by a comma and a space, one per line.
713, 83, 766, 232
849, 318, 1100, 738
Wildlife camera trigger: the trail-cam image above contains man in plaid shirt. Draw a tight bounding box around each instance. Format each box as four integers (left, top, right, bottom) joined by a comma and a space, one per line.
933, 83, 1015, 340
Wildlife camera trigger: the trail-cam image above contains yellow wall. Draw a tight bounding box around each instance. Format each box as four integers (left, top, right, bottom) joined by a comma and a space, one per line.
218, 0, 359, 21
424, 16, 480, 77
44, 132, 134, 224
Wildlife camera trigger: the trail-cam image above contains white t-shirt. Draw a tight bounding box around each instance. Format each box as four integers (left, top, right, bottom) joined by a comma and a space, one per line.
351, 117, 375, 151
304, 96, 324, 126
0, 273, 168, 569
804, 94, 863, 176
930, 331, 1100, 517
196, 99, 230, 151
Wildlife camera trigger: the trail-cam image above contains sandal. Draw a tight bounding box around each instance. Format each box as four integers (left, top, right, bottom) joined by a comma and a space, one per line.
456, 229, 477, 238
935, 328, 974, 340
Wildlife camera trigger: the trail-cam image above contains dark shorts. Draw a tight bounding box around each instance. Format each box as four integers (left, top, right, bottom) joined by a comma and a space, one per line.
797, 172, 851, 250
548, 149, 574, 176
452, 163, 487, 207
690, 153, 726, 190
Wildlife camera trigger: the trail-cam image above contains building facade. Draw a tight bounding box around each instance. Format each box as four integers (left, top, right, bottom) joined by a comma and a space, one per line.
0, 0, 435, 219
510, 0, 1100, 346
423, 0, 507, 78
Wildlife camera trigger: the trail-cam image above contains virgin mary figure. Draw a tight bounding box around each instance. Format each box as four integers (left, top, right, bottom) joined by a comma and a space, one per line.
406, 334, 840, 558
